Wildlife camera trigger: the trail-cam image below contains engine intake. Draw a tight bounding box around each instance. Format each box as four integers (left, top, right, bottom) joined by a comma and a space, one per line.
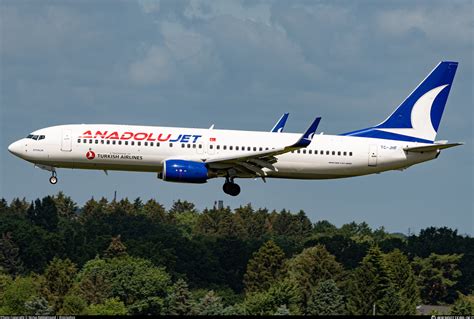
159, 160, 210, 183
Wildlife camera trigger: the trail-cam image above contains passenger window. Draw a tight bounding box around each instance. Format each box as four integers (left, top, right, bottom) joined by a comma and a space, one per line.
125, 141, 128, 145
229, 146, 233, 150
247, 147, 251, 151
326, 151, 329, 155
315, 150, 318, 154
150, 142, 154, 146
113, 141, 116, 145
223, 145, 227, 150
169, 143, 173, 147
137, 141, 140, 146
210, 145, 213, 149
259, 147, 262, 151
157, 142, 160, 147
192, 144, 196, 148
303, 150, 306, 154
217, 145, 220, 150
236, 146, 239, 151
343, 151, 347, 156
265, 147, 269, 150
77, 139, 81, 143
309, 150, 312, 154
83, 139, 87, 143
297, 150, 300, 153
253, 147, 257, 151
181, 144, 185, 148
332, 151, 335, 155
118, 141, 122, 145
131, 141, 134, 146
107, 140, 110, 145
144, 142, 148, 146
349, 152, 353, 156
187, 144, 191, 148
89, 139, 93, 144
198, 144, 202, 149
94, 140, 98, 144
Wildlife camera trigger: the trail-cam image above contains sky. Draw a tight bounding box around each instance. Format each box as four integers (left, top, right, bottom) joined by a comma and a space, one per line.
0, 0, 472, 235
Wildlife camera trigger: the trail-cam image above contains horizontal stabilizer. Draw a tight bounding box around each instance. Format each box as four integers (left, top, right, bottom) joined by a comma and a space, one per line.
403, 142, 463, 152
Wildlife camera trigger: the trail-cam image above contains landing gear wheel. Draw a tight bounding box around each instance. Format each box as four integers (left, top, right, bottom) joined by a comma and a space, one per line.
49, 176, 58, 185
223, 182, 240, 196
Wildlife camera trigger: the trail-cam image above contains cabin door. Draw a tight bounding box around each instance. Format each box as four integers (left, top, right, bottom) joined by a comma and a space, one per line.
61, 130, 72, 152
368, 144, 378, 167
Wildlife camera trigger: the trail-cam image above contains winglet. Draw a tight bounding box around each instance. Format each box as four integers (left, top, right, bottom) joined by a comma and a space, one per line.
271, 113, 290, 133
292, 117, 321, 148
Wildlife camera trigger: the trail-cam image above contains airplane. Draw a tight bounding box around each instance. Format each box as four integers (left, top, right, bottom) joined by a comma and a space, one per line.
8, 61, 463, 196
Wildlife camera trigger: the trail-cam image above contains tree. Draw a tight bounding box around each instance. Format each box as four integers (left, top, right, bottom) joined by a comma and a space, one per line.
384, 249, 419, 314
242, 279, 300, 315
165, 279, 195, 315
307, 279, 345, 315
412, 253, 462, 304
0, 232, 24, 276
87, 297, 128, 315
1, 275, 43, 314
244, 240, 285, 293
103, 235, 127, 258
196, 290, 226, 315
58, 293, 87, 315
450, 295, 474, 315
77, 256, 171, 314
346, 246, 391, 315
53, 192, 77, 219
285, 245, 344, 311
43, 257, 77, 311
169, 200, 197, 215
26, 196, 59, 231
24, 297, 53, 315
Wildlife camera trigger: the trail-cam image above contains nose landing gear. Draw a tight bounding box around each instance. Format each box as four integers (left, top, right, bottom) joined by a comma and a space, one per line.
223, 177, 240, 196
49, 171, 58, 185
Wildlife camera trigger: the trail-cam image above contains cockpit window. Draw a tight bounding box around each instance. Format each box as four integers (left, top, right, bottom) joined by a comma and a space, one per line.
26, 134, 45, 140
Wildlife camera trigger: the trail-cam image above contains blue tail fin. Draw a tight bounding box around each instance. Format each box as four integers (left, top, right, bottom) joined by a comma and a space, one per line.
341, 61, 458, 143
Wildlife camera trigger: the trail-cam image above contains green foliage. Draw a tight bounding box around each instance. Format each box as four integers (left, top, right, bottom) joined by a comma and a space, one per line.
450, 295, 474, 315
0, 275, 43, 314
87, 297, 128, 315
196, 290, 226, 315
244, 240, 285, 293
164, 279, 195, 315
58, 293, 87, 315
307, 279, 345, 315
384, 249, 419, 314
103, 235, 127, 258
43, 257, 77, 311
0, 195, 473, 315
241, 278, 300, 315
346, 246, 391, 315
412, 253, 462, 304
77, 256, 171, 314
285, 244, 344, 311
24, 297, 53, 315
0, 232, 24, 276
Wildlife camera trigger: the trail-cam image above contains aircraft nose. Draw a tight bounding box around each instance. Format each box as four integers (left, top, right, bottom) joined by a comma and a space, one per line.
8, 140, 23, 157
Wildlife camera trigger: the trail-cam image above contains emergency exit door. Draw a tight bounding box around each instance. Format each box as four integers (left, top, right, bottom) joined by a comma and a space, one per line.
368, 144, 378, 167
61, 130, 72, 152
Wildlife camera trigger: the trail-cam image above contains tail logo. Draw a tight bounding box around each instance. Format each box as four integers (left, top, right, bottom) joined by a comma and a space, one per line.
378, 84, 449, 141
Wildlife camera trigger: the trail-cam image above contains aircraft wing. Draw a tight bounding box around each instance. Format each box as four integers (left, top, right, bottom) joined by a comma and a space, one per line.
203, 117, 321, 179
403, 142, 463, 152
270, 113, 289, 133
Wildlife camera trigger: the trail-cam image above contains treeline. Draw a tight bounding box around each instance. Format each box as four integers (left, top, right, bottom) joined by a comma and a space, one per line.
0, 192, 472, 315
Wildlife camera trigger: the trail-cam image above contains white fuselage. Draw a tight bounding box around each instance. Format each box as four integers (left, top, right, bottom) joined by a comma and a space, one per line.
8, 124, 438, 180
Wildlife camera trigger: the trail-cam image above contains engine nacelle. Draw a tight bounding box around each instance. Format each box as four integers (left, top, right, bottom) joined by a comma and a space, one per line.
159, 160, 210, 183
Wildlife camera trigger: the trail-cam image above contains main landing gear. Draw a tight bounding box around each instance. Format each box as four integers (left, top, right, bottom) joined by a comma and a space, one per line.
49, 171, 58, 185
223, 177, 240, 196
